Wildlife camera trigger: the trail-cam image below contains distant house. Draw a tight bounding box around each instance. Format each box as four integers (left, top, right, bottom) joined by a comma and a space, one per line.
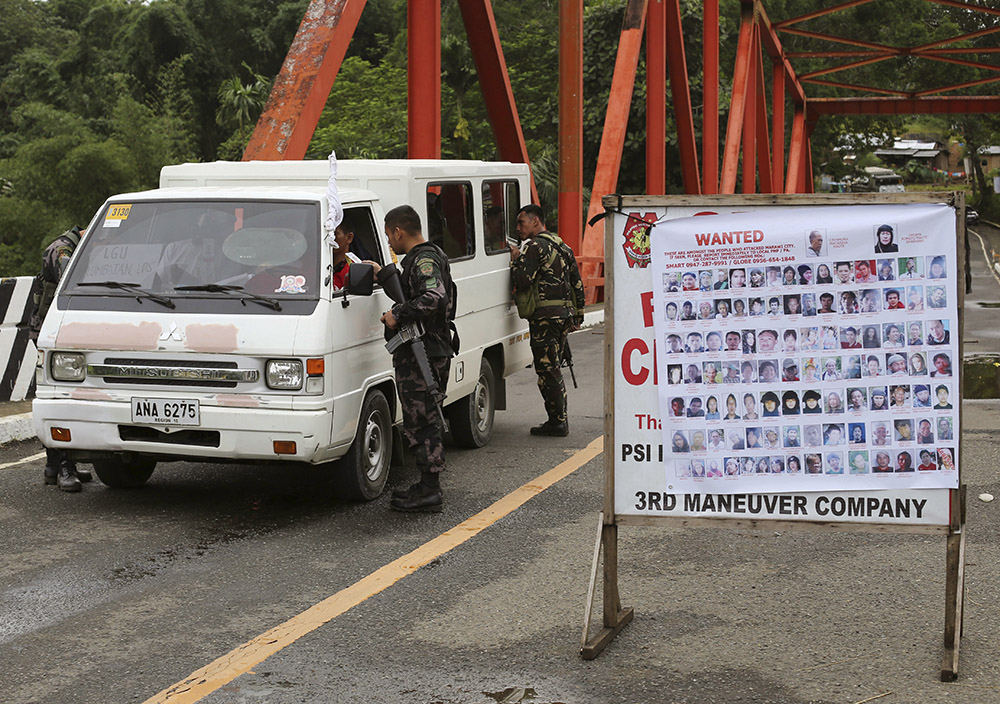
976, 146, 1000, 174
874, 139, 951, 172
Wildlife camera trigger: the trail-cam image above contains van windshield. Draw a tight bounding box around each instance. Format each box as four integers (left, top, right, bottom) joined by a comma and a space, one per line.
63, 199, 321, 298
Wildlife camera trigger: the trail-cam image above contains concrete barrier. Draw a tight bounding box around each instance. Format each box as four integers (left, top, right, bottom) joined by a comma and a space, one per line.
0, 277, 38, 402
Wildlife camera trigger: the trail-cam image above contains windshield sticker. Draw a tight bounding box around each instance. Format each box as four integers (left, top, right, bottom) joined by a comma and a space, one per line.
103, 204, 132, 228
275, 274, 306, 294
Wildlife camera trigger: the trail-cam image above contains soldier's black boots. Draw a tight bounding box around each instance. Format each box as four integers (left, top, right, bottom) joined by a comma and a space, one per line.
390, 472, 442, 512
530, 420, 569, 437
45, 463, 89, 490
57, 466, 82, 492
391, 481, 424, 500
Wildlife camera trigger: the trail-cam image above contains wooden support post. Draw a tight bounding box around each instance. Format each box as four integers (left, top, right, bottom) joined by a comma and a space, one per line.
581, 521, 635, 659
941, 485, 966, 681
580, 202, 633, 660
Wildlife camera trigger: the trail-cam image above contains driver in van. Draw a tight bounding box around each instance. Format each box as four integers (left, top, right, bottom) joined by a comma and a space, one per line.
484, 206, 507, 251
331, 223, 357, 290
157, 210, 238, 287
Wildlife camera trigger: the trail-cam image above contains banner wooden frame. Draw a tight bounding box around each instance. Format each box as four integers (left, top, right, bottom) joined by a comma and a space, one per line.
581, 193, 967, 681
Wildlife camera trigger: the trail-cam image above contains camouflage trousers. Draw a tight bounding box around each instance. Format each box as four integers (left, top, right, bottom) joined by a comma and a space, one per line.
394, 353, 451, 474
529, 317, 571, 424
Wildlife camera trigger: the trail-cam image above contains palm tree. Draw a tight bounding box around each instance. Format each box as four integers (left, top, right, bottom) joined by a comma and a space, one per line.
216, 62, 271, 141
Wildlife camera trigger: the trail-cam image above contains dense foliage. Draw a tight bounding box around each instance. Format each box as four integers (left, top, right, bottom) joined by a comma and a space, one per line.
1, 0, 998, 275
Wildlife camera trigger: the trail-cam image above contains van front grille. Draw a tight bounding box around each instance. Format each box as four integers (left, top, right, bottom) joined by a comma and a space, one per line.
89, 357, 255, 388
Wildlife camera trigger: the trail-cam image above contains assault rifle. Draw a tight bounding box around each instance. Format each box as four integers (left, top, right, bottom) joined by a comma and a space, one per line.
562, 338, 578, 389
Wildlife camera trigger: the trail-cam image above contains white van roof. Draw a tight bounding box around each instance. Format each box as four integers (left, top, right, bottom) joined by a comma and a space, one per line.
109, 186, 377, 205
159, 159, 530, 190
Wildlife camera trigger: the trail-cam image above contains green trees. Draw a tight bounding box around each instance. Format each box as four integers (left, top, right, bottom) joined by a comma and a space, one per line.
0, 0, 304, 275
2, 0, 998, 275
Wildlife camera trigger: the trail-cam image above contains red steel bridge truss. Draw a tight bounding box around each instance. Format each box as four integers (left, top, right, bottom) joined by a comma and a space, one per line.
243, 0, 1000, 300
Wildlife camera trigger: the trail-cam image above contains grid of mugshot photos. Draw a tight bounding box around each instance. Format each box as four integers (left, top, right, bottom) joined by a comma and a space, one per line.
660, 248, 957, 480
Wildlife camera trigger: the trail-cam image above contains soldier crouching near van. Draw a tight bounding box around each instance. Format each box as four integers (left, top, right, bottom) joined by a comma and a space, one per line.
369, 205, 455, 512
510, 204, 585, 437
28, 226, 92, 491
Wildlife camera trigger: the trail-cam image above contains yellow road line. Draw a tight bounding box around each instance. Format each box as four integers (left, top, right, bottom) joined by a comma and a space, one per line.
146, 436, 604, 704
0, 451, 46, 472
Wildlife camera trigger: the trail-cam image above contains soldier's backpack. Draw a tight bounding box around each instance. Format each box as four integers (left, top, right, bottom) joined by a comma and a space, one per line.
514, 232, 580, 320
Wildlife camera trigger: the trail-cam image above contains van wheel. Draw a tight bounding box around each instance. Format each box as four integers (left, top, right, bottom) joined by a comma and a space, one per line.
449, 358, 496, 448
337, 389, 392, 500
92, 455, 157, 488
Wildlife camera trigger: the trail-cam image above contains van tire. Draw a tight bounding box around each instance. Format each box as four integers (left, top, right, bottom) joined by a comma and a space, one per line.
92, 455, 157, 488
448, 358, 496, 448
337, 389, 392, 500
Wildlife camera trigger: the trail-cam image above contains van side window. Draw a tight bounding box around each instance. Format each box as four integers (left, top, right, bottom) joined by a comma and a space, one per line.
340, 206, 382, 264
426, 182, 474, 261
482, 180, 520, 255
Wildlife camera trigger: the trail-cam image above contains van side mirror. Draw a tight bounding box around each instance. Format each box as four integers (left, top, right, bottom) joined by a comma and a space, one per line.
346, 262, 374, 296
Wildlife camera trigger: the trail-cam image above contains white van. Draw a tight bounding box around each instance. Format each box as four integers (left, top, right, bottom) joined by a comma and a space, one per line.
32, 160, 533, 498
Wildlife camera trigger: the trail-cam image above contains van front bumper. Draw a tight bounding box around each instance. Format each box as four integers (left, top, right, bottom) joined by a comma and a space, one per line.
33, 399, 337, 464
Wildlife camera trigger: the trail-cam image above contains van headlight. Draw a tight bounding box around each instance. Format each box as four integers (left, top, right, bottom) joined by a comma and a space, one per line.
266, 360, 303, 389
51, 352, 86, 382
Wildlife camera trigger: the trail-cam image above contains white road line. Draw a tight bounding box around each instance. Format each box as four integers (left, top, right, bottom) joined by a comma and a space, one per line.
0, 451, 46, 471
971, 228, 1000, 289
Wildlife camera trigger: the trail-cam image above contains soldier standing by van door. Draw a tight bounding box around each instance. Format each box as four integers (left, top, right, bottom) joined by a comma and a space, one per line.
510, 204, 585, 437
28, 226, 92, 492
375, 205, 456, 512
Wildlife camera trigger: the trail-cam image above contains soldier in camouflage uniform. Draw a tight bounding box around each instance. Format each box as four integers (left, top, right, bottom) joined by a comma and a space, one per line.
510, 204, 585, 436
29, 226, 92, 491
375, 205, 455, 512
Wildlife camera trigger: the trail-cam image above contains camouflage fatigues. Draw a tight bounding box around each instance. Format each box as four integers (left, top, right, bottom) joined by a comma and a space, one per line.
391, 241, 455, 473
30, 227, 82, 474
511, 231, 585, 424
396, 356, 451, 473
529, 318, 571, 423
28, 227, 82, 341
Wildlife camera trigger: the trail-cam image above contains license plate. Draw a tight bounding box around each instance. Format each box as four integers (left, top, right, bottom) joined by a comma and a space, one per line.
131, 397, 200, 426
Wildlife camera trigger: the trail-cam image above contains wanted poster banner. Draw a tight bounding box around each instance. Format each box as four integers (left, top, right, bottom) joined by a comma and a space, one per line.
649, 204, 959, 495
611, 197, 957, 524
